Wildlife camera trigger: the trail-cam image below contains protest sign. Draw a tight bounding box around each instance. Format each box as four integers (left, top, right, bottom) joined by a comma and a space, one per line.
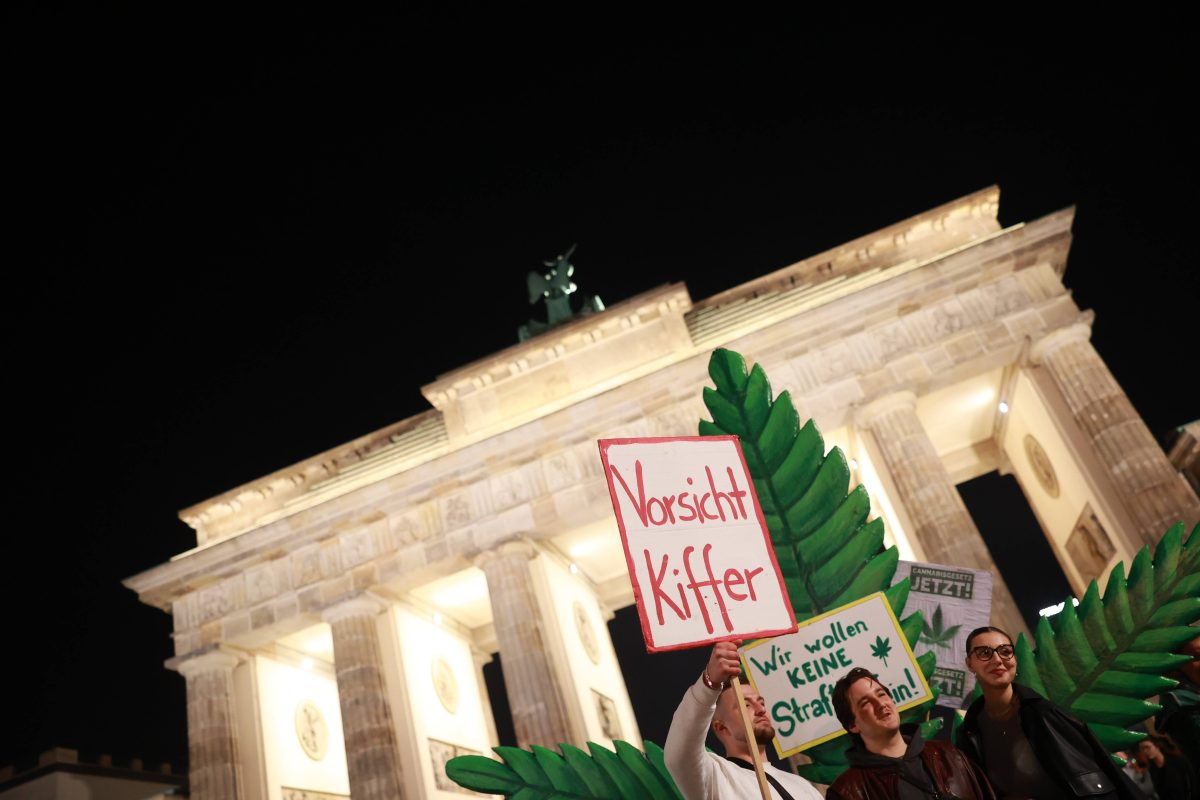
891, 561, 993, 707
597, 435, 797, 652
740, 592, 932, 756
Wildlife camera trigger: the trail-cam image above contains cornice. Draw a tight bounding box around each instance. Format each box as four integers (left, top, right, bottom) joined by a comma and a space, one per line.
177, 410, 447, 546
690, 185, 1002, 314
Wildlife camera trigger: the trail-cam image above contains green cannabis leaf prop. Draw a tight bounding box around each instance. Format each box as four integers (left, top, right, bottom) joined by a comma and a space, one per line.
699, 348, 939, 783
1010, 521, 1200, 752
446, 741, 683, 800
698, 349, 904, 620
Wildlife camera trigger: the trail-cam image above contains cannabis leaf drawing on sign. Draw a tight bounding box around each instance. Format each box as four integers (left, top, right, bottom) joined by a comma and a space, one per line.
921, 604, 962, 652
870, 635, 893, 668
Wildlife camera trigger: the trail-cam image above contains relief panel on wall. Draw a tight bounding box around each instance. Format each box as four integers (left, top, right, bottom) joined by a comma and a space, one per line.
429, 738, 482, 795
573, 601, 601, 665
1023, 434, 1060, 498
431, 655, 460, 715
1066, 502, 1116, 585
294, 700, 329, 761
592, 689, 622, 740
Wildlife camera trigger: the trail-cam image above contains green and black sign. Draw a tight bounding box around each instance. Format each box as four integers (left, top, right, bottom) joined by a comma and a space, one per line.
909, 565, 974, 599
892, 561, 992, 708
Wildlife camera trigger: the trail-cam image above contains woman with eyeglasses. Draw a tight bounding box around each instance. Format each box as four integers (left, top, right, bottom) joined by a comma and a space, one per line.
955, 626, 1142, 800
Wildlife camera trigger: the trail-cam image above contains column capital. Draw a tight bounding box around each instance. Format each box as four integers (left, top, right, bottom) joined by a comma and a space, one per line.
855, 390, 918, 429
470, 646, 495, 668
1028, 319, 1093, 365
174, 649, 241, 678
320, 593, 389, 625
472, 538, 538, 569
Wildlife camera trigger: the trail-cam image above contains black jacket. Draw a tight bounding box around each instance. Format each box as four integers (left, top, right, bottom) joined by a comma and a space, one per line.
956, 683, 1139, 799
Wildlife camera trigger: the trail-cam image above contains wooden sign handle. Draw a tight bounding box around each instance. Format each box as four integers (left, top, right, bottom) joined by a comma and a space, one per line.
729, 675, 772, 800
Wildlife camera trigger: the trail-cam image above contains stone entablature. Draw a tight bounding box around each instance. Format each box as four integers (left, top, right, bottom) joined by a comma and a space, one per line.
128, 192, 1087, 666
172, 187, 1045, 550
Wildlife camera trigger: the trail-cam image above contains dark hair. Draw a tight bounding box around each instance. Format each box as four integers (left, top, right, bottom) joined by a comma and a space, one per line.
965, 626, 1012, 656
1139, 734, 1179, 756
832, 667, 890, 731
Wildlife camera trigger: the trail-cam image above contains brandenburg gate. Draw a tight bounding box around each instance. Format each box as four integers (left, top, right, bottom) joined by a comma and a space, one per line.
125, 187, 1199, 799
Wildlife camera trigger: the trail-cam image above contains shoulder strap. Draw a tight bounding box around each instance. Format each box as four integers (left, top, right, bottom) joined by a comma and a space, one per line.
724, 755, 796, 800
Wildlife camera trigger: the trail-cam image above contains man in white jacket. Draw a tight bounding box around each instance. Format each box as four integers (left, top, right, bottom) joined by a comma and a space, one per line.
664, 640, 823, 800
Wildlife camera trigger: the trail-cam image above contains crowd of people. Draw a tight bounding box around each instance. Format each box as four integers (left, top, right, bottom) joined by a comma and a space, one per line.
665, 627, 1199, 799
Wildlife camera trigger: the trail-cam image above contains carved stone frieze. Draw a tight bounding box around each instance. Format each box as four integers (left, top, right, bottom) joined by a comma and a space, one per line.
173, 596, 196, 631
930, 302, 966, 338
486, 463, 540, 510
197, 582, 237, 625
439, 490, 474, 529
542, 450, 583, 492
388, 501, 440, 543
318, 539, 342, 580
338, 528, 375, 570
814, 340, 856, 384
245, 563, 278, 605
987, 274, 1029, 316
647, 406, 695, 438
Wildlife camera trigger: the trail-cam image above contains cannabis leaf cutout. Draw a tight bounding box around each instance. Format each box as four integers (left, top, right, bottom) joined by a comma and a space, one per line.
447, 741, 684, 800
920, 604, 962, 651
870, 635, 893, 668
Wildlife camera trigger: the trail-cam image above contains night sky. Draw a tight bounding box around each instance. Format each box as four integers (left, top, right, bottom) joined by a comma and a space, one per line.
6, 5, 1196, 777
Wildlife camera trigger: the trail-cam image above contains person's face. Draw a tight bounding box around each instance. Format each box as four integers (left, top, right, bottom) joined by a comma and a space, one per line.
967, 631, 1016, 691
846, 677, 899, 741
1136, 739, 1162, 765
716, 684, 775, 745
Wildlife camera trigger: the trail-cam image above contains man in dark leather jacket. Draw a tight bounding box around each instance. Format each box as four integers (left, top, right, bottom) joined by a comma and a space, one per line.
827, 667, 996, 800
957, 680, 1140, 799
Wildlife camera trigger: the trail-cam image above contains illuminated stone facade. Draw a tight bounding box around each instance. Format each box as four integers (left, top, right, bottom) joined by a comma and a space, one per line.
125, 187, 1199, 799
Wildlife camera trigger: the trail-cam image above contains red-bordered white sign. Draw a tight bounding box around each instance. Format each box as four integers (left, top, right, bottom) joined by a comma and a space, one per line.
597, 435, 798, 652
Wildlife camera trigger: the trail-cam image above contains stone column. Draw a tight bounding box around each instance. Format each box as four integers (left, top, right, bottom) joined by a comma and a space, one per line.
476, 541, 574, 748
322, 596, 406, 800
858, 391, 1028, 639
1032, 323, 1200, 546
177, 650, 244, 800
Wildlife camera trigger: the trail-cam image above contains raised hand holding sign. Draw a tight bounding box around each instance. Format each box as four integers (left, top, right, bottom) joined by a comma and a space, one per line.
599, 435, 802, 800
